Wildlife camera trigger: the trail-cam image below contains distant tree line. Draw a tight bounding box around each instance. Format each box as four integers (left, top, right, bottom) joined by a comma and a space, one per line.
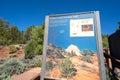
1, 18, 119, 51
0, 18, 44, 45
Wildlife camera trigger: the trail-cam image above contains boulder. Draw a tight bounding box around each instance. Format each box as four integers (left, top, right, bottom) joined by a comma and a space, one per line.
66, 44, 82, 56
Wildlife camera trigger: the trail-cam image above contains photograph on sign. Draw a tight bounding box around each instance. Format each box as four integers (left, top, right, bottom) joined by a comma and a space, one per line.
70, 18, 94, 37
41, 12, 105, 80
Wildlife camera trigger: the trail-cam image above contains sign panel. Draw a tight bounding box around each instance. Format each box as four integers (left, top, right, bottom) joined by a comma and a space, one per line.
41, 11, 106, 80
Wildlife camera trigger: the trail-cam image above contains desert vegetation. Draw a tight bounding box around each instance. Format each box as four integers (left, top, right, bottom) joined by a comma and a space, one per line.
0, 17, 117, 80
59, 57, 77, 78
0, 56, 41, 80
0, 18, 43, 80
45, 44, 100, 80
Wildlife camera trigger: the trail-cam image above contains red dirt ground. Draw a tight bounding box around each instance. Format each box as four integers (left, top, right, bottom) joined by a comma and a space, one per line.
0, 46, 24, 58
0, 46, 9, 58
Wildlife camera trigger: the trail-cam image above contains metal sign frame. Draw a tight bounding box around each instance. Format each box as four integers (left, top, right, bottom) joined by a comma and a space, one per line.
41, 11, 106, 80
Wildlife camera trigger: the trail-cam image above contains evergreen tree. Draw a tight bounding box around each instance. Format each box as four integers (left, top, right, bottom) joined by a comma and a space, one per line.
9, 26, 22, 44
24, 26, 34, 41
31, 26, 44, 44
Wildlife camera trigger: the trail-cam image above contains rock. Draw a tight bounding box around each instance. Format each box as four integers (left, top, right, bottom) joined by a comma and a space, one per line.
47, 44, 65, 59
15, 45, 20, 50
11, 67, 41, 80
0, 45, 3, 50
65, 44, 82, 56
114, 67, 120, 77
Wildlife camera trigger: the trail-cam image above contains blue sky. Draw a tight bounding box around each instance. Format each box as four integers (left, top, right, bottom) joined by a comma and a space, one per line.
0, 0, 120, 34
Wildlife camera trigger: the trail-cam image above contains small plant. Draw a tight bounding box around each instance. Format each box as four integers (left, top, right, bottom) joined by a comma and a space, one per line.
9, 45, 17, 53
19, 56, 41, 68
0, 58, 9, 65
0, 73, 10, 80
24, 40, 37, 59
59, 58, 77, 78
82, 50, 94, 56
81, 56, 92, 63
46, 60, 54, 71
34, 61, 42, 67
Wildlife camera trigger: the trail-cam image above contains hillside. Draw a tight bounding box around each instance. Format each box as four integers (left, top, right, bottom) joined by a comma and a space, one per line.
45, 44, 100, 80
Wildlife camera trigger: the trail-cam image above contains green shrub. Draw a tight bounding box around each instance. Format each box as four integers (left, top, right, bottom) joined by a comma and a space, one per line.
46, 60, 54, 71
0, 58, 9, 65
19, 56, 41, 68
0, 73, 10, 80
0, 59, 25, 76
36, 45, 43, 55
0, 58, 25, 80
24, 40, 37, 59
59, 58, 77, 78
34, 61, 42, 67
82, 50, 94, 56
81, 56, 92, 63
9, 45, 17, 53
0, 36, 9, 45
